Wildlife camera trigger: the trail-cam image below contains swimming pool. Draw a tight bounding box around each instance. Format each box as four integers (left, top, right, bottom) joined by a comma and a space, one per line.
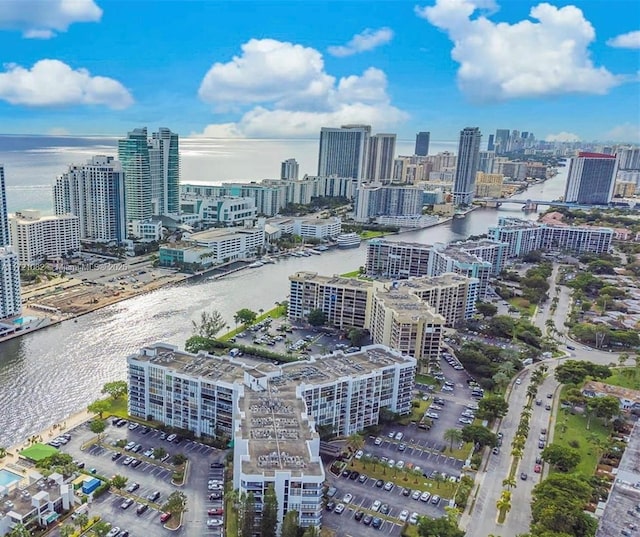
0, 469, 22, 488
12, 316, 37, 326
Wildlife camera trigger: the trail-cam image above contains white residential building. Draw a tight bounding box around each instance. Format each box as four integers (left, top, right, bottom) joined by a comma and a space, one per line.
127, 342, 415, 530
0, 247, 21, 319
159, 227, 264, 267
180, 196, 257, 227
128, 219, 162, 242
9, 210, 80, 265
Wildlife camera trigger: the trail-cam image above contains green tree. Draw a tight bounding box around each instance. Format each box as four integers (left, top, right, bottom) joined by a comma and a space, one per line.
153, 447, 167, 460
476, 301, 498, 318
541, 443, 581, 472
281, 509, 299, 537
496, 489, 512, 515
347, 327, 366, 347
302, 527, 319, 537
101, 380, 128, 400
73, 513, 89, 530
59, 524, 75, 537
588, 395, 620, 426
307, 308, 326, 327
502, 476, 517, 490
163, 490, 188, 519
417, 516, 465, 537
91, 521, 112, 537
111, 474, 128, 490
7, 524, 30, 537
461, 425, 497, 448
477, 395, 509, 421
239, 492, 256, 537
87, 399, 111, 419
261, 483, 278, 537
172, 453, 187, 465
89, 419, 106, 439
191, 309, 226, 338
235, 308, 257, 326
444, 428, 463, 453
346, 433, 364, 453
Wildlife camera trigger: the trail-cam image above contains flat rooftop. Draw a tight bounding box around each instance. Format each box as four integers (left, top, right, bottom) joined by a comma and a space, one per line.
368, 238, 433, 249
289, 271, 374, 290
596, 423, 640, 537
373, 289, 442, 322
239, 381, 322, 477
190, 227, 259, 241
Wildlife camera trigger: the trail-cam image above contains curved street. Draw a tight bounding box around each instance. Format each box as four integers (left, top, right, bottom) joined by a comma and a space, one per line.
463, 264, 621, 537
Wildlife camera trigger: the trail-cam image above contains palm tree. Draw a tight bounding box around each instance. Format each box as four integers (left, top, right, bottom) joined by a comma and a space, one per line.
346, 433, 364, 454
8, 524, 30, 537
74, 513, 89, 530
91, 521, 112, 537
498, 361, 515, 377
444, 428, 463, 453
163, 490, 188, 520
502, 476, 517, 490
0, 447, 6, 458
492, 372, 509, 392
496, 490, 512, 514
511, 446, 524, 459
59, 525, 75, 537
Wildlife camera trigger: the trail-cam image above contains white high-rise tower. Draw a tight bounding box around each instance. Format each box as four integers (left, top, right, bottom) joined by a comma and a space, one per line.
0, 165, 22, 319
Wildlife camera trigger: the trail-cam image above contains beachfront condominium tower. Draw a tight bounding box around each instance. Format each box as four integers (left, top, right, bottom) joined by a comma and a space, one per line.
317, 125, 371, 181
149, 128, 180, 216
366, 133, 396, 182
280, 158, 299, 180
415, 131, 430, 156
54, 156, 126, 243
564, 152, 618, 205
118, 128, 152, 222
0, 165, 22, 319
453, 127, 482, 206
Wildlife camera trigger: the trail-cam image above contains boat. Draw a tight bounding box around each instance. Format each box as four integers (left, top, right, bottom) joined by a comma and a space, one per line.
336, 233, 362, 249
248, 261, 264, 268
315, 245, 329, 251
308, 249, 321, 255
261, 257, 275, 264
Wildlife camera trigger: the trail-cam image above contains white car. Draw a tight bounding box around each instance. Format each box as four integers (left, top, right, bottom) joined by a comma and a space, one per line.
354, 450, 363, 460
409, 512, 420, 525
206, 518, 223, 527
342, 493, 353, 503
371, 499, 381, 512
122, 456, 133, 465
399, 509, 409, 522
396, 460, 404, 469
395, 432, 404, 441
374, 437, 382, 446
411, 490, 421, 501
420, 491, 431, 502
106, 529, 121, 537
128, 422, 139, 430
515, 379, 522, 385
334, 503, 345, 515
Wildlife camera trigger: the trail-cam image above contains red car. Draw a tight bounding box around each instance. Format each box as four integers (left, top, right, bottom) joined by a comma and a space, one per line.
208, 508, 224, 516
160, 512, 172, 523
534, 464, 542, 473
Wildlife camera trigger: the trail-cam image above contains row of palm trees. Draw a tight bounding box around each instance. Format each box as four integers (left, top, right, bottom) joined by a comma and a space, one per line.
496, 365, 548, 522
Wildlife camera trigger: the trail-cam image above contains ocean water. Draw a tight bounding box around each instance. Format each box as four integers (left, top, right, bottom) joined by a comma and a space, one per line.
0, 135, 458, 214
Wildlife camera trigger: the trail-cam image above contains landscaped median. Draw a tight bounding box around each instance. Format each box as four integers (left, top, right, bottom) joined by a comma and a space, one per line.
341, 458, 458, 500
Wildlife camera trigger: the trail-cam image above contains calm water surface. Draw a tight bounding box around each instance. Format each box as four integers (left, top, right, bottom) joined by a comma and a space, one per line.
0, 138, 567, 448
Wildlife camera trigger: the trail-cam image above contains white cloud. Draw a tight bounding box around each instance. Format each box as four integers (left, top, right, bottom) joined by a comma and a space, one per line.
0, 60, 133, 109
607, 31, 640, 49
0, 0, 102, 38
196, 38, 407, 138
544, 131, 581, 142
604, 123, 640, 143
415, 0, 620, 101
327, 27, 394, 57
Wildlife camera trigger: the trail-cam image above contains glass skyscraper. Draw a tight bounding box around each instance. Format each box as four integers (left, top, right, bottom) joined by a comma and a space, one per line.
415, 131, 430, 156
149, 128, 180, 216
118, 128, 152, 222
0, 165, 22, 319
453, 127, 482, 206
317, 125, 371, 181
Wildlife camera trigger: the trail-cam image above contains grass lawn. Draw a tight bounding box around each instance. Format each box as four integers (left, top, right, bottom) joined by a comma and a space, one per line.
225, 495, 238, 537
340, 269, 361, 278
346, 459, 457, 499
415, 374, 439, 387
605, 369, 640, 390
219, 304, 287, 341
552, 404, 610, 476
359, 230, 387, 239
508, 297, 535, 317
398, 399, 430, 426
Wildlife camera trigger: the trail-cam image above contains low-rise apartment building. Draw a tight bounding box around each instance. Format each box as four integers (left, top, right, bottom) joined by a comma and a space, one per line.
180, 196, 257, 227
9, 210, 80, 265
127, 342, 416, 530
159, 226, 264, 268
0, 471, 75, 537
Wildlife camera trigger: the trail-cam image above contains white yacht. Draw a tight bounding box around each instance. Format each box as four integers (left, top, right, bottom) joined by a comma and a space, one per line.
336, 233, 362, 249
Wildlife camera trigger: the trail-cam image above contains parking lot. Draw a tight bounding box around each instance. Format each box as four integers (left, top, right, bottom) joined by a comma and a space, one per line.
52, 419, 226, 536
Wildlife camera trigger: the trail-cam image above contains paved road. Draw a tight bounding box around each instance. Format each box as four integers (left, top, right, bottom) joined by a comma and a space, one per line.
464, 264, 621, 537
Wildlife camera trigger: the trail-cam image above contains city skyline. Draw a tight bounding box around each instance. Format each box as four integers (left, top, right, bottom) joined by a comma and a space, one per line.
0, 1, 637, 142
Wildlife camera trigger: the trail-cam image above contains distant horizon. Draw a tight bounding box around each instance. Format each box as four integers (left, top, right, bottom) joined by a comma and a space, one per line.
0, 132, 637, 146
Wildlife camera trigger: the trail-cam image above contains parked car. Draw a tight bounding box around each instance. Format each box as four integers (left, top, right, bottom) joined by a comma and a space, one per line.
159, 512, 171, 523
120, 498, 134, 510
334, 503, 346, 515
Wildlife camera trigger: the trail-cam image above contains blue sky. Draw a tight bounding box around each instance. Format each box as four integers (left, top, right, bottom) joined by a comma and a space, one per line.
0, 0, 638, 142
